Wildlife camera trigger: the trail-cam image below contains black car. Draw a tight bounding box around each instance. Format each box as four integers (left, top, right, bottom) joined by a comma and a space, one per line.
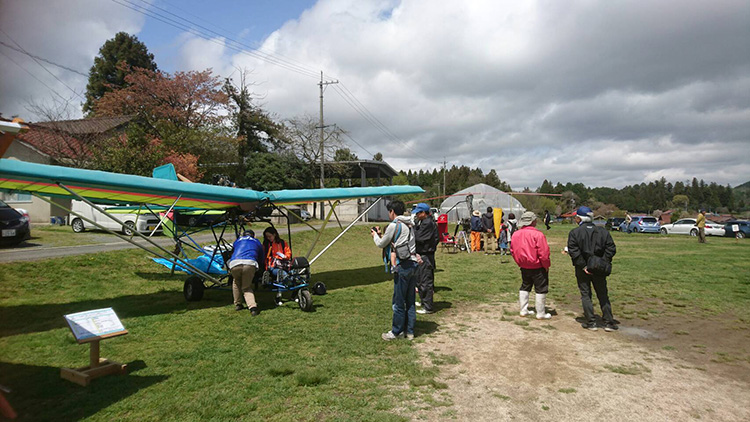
724, 220, 750, 239
605, 217, 625, 231
0, 200, 31, 246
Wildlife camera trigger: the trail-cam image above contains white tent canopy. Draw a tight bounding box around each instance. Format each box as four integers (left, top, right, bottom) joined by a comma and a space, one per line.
439, 183, 526, 222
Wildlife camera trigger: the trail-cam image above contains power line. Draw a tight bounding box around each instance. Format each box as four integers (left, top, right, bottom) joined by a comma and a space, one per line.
111, 0, 429, 161
0, 29, 85, 100
339, 127, 375, 157
0, 49, 74, 105
0, 40, 88, 77
111, 0, 322, 80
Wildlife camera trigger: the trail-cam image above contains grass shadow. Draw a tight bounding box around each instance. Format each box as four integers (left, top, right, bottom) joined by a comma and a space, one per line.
434, 286, 453, 292
0, 290, 227, 337
415, 320, 440, 337
0, 361, 167, 422
312, 265, 394, 291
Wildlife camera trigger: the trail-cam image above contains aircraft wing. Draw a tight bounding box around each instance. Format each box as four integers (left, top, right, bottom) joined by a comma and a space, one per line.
0, 159, 423, 209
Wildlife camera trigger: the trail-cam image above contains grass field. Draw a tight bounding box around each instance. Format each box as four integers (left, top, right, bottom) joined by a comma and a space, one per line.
1, 224, 748, 421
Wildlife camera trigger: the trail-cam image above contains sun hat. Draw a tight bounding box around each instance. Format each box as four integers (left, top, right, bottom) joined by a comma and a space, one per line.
472, 210, 481, 217
518, 211, 537, 227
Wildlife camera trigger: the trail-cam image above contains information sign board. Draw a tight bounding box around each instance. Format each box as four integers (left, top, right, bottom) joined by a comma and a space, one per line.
64, 308, 127, 343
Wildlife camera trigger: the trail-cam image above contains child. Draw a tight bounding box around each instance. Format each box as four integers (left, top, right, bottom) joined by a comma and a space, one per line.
499, 224, 509, 255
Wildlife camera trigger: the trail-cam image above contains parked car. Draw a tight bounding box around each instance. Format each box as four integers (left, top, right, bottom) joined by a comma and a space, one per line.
299, 209, 312, 221
70, 201, 162, 236
660, 218, 726, 236
619, 216, 661, 233
0, 199, 31, 246
723, 220, 750, 239
605, 217, 625, 231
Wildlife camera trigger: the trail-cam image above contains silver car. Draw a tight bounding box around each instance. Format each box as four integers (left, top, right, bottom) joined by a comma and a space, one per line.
660, 218, 725, 236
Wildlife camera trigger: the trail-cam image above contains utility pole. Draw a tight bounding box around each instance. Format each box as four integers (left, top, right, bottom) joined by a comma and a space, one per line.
318, 71, 338, 217
443, 158, 447, 197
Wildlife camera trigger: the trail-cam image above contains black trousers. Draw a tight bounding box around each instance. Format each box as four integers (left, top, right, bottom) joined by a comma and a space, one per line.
575, 266, 614, 325
417, 253, 435, 311
519, 267, 549, 294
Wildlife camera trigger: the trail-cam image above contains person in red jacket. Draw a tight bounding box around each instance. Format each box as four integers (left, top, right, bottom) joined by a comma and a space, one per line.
510, 211, 552, 319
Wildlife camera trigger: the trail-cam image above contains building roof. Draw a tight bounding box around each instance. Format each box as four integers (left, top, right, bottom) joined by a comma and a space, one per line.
325, 160, 398, 179
16, 115, 133, 162
33, 115, 133, 135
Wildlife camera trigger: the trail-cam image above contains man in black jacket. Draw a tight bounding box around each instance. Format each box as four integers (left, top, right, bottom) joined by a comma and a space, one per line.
412, 203, 438, 314
567, 206, 618, 332
481, 207, 497, 254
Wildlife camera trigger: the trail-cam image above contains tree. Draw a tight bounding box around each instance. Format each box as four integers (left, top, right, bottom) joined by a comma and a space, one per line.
672, 194, 689, 211
83, 32, 157, 114
282, 114, 345, 188
95, 65, 229, 134
244, 152, 311, 191
223, 69, 284, 182
334, 148, 358, 161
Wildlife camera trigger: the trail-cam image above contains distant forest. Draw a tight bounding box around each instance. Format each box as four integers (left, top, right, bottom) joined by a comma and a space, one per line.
397, 166, 747, 215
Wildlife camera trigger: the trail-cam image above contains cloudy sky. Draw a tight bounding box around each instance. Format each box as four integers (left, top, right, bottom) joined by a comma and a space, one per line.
1, 0, 748, 189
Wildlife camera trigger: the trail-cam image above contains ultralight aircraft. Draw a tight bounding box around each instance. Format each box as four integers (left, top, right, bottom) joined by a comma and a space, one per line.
0, 120, 423, 310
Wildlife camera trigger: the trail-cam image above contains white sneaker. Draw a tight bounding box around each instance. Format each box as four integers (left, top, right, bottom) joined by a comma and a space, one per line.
276, 300, 283, 306
382, 331, 399, 341
415, 301, 421, 307
406, 333, 415, 341
417, 309, 434, 314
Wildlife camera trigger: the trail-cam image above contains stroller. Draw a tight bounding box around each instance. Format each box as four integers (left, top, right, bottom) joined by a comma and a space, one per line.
260, 256, 314, 311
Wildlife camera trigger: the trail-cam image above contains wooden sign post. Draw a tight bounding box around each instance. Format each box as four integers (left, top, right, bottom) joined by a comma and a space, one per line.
61, 308, 128, 386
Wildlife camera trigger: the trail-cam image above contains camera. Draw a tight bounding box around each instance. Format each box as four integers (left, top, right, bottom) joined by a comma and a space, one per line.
371, 226, 379, 233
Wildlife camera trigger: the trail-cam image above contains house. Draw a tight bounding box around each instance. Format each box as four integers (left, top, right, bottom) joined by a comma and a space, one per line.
0, 115, 132, 223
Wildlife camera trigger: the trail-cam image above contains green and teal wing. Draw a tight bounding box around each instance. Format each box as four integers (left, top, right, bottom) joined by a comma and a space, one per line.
0, 159, 265, 209
0, 159, 424, 209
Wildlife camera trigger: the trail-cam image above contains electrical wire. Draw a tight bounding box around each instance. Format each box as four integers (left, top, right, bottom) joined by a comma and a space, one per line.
0, 29, 85, 100
0, 49, 74, 105
0, 40, 88, 77
111, 0, 432, 160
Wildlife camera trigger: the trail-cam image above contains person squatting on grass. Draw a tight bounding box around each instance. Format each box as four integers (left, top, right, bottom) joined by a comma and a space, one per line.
510, 211, 552, 319
228, 230, 263, 316
412, 203, 439, 315
481, 207, 497, 254
372, 200, 420, 341
567, 206, 618, 332
470, 210, 484, 251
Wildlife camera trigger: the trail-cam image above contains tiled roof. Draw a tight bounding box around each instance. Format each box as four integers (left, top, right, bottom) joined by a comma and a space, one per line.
34, 115, 133, 135
16, 115, 132, 162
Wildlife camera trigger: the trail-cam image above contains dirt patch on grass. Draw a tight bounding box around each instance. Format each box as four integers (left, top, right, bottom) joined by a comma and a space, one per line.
407, 303, 750, 421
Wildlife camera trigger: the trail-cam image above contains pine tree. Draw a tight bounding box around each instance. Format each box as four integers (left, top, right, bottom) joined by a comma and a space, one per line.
83, 32, 157, 114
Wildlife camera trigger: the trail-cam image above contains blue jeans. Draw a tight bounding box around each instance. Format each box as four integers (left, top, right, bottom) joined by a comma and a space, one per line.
391, 260, 417, 336
270, 267, 288, 283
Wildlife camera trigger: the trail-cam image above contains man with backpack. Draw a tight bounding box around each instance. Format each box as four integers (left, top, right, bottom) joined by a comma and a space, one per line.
567, 206, 618, 332
372, 200, 419, 341
412, 203, 438, 314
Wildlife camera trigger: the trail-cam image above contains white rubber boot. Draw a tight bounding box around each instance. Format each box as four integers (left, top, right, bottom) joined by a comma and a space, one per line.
536, 294, 551, 319
519, 291, 535, 316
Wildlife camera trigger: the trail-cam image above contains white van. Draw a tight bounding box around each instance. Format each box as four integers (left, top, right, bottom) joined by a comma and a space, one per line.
69, 201, 163, 236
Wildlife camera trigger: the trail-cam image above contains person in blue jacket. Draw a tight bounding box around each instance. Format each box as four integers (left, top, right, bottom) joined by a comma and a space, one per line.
228, 230, 264, 315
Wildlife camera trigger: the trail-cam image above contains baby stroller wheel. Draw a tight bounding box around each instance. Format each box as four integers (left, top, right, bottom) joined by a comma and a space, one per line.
298, 289, 313, 312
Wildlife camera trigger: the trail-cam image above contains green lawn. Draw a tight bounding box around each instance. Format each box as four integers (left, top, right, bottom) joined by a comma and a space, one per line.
1, 224, 748, 421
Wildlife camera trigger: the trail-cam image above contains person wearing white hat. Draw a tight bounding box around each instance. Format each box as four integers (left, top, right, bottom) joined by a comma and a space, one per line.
510, 211, 552, 319
470, 209, 483, 252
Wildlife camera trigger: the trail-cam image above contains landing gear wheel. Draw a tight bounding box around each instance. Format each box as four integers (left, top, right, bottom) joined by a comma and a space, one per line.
184, 276, 205, 301
71, 218, 85, 233
690, 229, 698, 237
298, 289, 313, 312
123, 221, 136, 236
